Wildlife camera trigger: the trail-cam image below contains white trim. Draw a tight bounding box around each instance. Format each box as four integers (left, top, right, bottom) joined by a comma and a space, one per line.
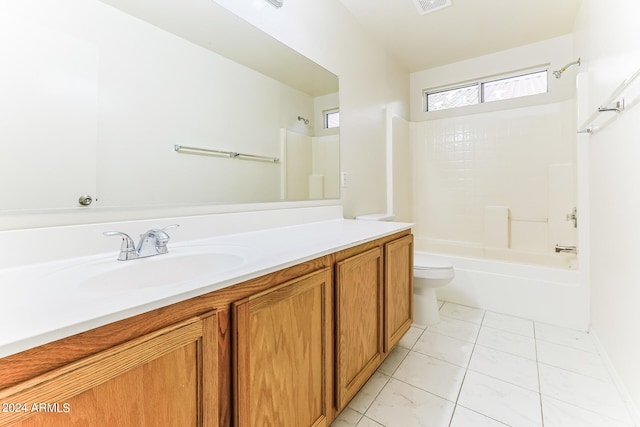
589, 327, 640, 426
385, 107, 394, 217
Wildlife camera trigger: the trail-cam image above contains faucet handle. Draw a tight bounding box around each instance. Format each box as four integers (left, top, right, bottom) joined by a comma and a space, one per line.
149, 224, 179, 243
150, 224, 180, 254
139, 224, 180, 256
103, 231, 137, 260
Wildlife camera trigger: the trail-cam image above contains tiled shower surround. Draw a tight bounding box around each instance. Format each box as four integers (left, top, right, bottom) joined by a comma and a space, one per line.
412, 100, 577, 264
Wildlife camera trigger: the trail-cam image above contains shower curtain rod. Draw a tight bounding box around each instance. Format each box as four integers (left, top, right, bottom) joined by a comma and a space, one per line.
577, 66, 640, 134
174, 144, 280, 163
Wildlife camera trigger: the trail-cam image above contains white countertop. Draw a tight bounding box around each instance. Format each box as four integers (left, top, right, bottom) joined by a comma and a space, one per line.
0, 218, 412, 358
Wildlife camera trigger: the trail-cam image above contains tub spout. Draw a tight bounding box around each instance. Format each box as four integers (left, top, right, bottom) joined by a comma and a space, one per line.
555, 244, 577, 254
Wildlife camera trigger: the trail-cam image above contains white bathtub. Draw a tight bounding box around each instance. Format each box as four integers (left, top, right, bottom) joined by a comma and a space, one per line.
415, 251, 589, 330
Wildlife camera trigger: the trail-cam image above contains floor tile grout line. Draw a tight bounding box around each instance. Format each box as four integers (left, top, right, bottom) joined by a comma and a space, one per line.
534, 320, 546, 427
534, 324, 632, 423
536, 359, 615, 383
357, 372, 392, 418
463, 366, 541, 394
404, 348, 543, 400
454, 403, 515, 427
534, 321, 599, 354
439, 312, 484, 326
419, 326, 479, 346
409, 347, 472, 370
473, 341, 537, 362
379, 306, 487, 426
535, 335, 599, 355
426, 315, 482, 344
354, 332, 418, 426
535, 386, 635, 425
542, 394, 637, 427
480, 322, 536, 339
388, 375, 459, 405
448, 308, 486, 426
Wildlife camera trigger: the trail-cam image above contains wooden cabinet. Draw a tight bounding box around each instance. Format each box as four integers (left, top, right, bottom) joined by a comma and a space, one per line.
334, 247, 384, 411
334, 234, 413, 411
384, 234, 413, 351
233, 268, 332, 427
0, 230, 413, 427
0, 312, 219, 427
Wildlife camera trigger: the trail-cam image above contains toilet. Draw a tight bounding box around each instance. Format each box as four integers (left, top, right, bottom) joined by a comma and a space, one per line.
413, 253, 454, 326
354, 213, 454, 326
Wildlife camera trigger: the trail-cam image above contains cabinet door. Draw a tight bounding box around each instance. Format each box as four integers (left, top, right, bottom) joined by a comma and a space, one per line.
233, 268, 332, 427
0, 313, 218, 427
335, 247, 383, 411
384, 235, 414, 352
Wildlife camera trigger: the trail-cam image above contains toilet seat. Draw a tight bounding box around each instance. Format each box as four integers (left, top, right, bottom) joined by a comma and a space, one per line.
414, 265, 453, 270
413, 265, 454, 280
413, 257, 453, 269
413, 255, 453, 280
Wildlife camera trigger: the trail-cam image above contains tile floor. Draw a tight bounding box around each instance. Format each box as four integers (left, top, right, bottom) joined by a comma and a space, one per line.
331, 302, 636, 427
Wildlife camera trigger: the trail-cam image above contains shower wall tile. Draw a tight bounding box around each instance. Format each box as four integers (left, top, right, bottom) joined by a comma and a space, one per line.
510, 221, 548, 253
413, 101, 577, 258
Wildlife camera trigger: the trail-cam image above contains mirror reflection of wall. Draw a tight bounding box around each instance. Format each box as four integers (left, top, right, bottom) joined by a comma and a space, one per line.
0, 0, 339, 214
281, 129, 340, 201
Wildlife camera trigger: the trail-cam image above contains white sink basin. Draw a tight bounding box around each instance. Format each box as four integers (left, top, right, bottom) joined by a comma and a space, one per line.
51, 245, 246, 292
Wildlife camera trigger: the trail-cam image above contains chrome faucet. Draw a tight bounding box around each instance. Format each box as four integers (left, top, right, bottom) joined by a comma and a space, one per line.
104, 224, 179, 260
555, 244, 577, 254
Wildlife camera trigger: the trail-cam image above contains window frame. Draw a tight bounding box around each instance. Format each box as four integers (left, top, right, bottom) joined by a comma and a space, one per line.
424, 82, 480, 112
423, 67, 549, 113
324, 108, 340, 129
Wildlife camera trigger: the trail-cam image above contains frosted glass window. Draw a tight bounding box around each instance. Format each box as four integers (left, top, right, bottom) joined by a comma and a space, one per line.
424, 69, 548, 112
426, 85, 479, 111
482, 71, 548, 103
325, 109, 340, 128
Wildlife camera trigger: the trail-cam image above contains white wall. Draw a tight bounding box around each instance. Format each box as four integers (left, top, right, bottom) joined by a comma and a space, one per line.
391, 114, 412, 222
410, 36, 578, 266
574, 0, 640, 416
212, 0, 410, 219
411, 35, 578, 122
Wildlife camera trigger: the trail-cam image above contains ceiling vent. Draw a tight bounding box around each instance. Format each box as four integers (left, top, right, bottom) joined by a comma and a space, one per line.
413, 0, 452, 15
265, 0, 284, 8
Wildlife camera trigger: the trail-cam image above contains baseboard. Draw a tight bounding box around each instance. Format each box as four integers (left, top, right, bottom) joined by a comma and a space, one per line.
589, 327, 640, 426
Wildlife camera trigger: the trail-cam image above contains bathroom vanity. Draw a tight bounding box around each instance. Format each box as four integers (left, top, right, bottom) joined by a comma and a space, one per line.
0, 215, 413, 426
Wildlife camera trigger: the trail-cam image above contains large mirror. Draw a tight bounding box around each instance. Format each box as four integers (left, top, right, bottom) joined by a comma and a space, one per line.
0, 0, 339, 214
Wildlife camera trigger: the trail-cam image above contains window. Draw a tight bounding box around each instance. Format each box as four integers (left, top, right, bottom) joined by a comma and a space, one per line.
427, 84, 479, 112
482, 71, 547, 103
324, 109, 340, 129
424, 69, 548, 112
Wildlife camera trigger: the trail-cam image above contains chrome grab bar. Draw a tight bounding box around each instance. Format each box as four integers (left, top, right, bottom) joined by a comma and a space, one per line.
555, 244, 577, 254
174, 144, 280, 163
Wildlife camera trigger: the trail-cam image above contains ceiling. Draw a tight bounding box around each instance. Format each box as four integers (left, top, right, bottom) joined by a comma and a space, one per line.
101, 0, 338, 96
337, 0, 582, 72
